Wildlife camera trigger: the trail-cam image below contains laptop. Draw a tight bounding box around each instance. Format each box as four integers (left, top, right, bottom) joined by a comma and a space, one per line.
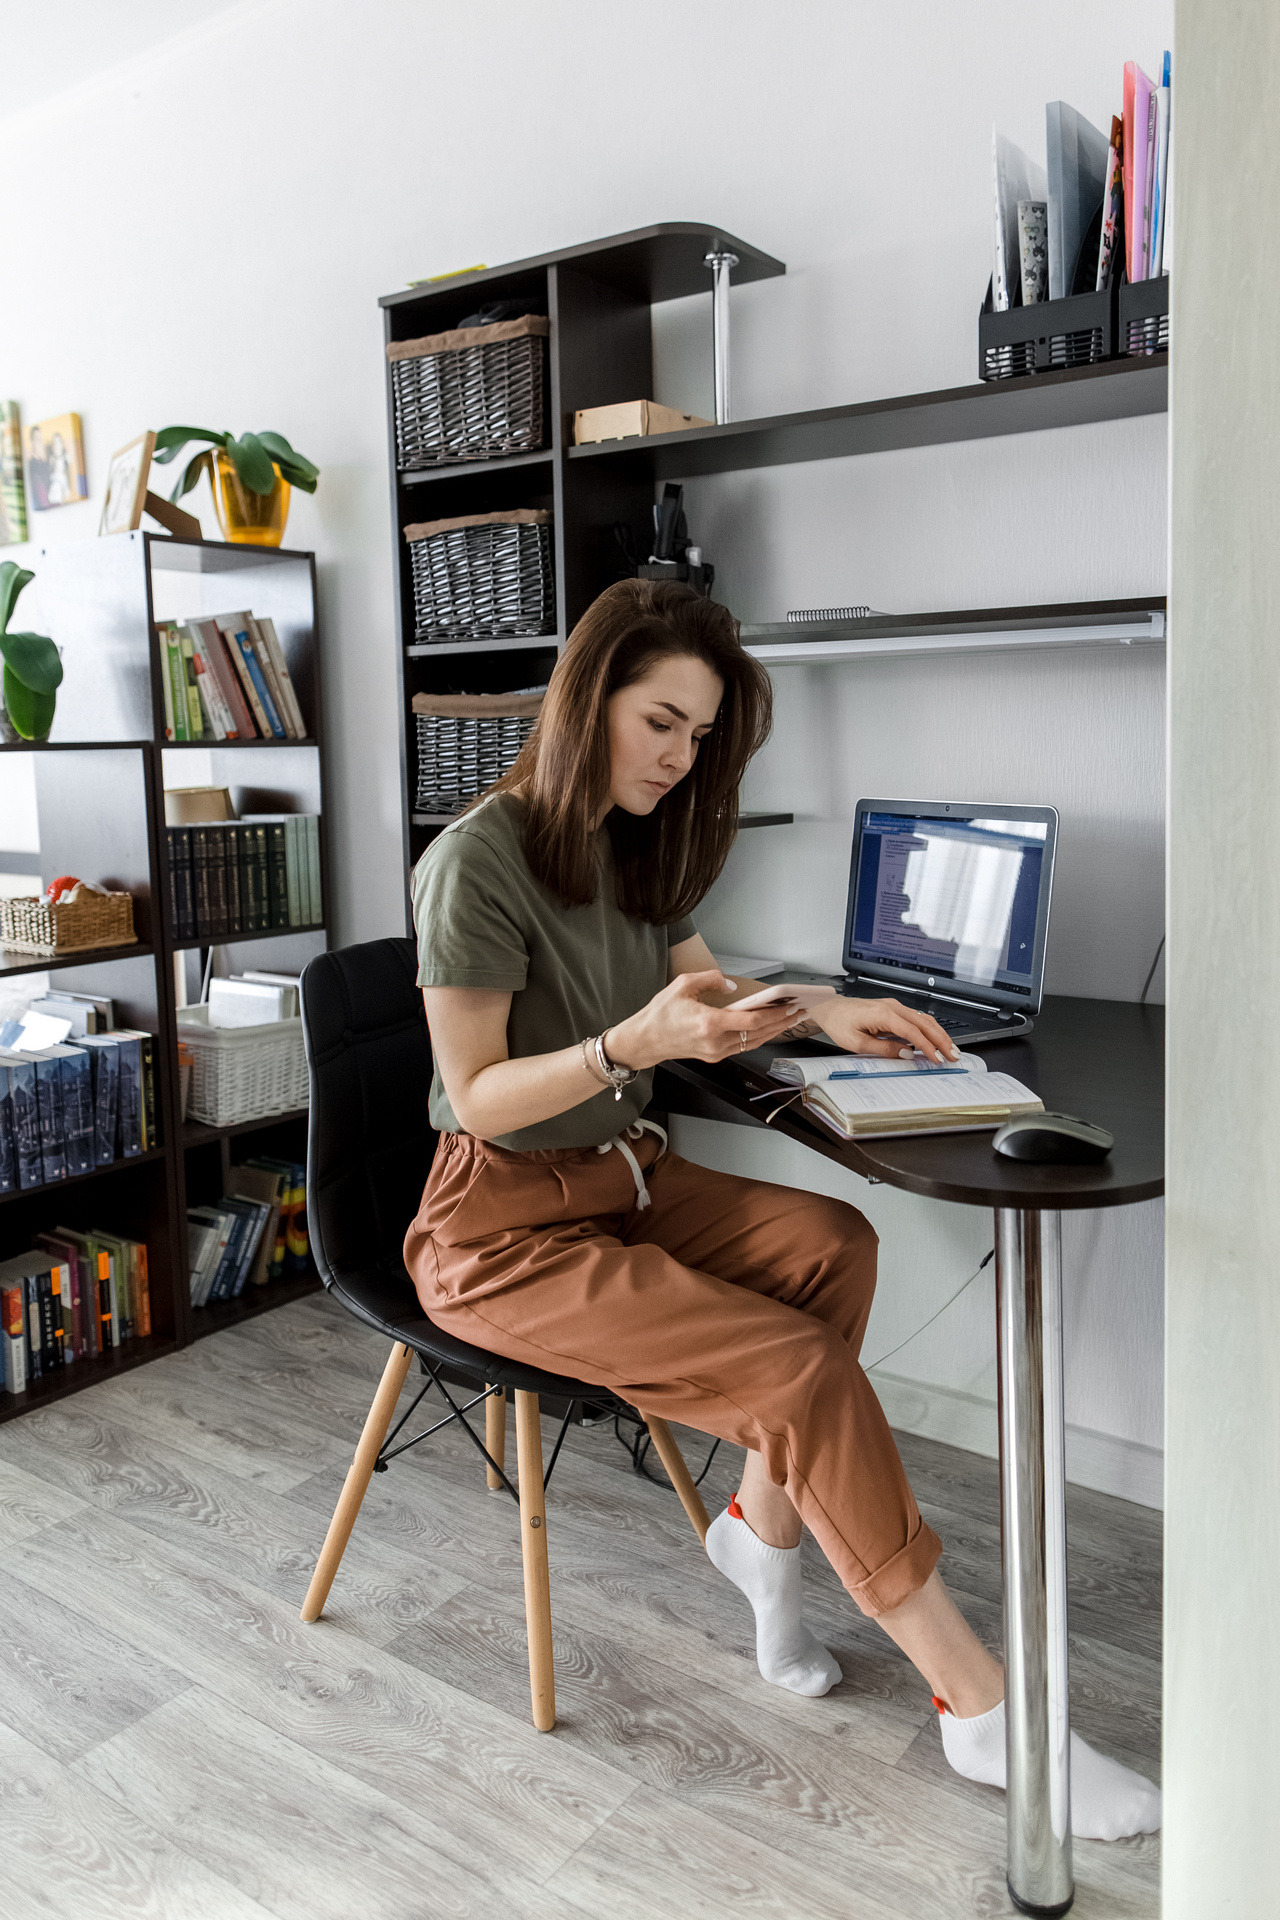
837, 799, 1059, 1045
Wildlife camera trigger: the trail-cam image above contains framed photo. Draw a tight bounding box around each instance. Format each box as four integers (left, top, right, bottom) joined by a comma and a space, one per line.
0, 401, 27, 545
99, 430, 156, 535
26, 411, 88, 511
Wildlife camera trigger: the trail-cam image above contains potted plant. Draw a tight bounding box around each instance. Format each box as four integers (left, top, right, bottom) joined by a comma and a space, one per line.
153, 427, 319, 548
0, 562, 62, 742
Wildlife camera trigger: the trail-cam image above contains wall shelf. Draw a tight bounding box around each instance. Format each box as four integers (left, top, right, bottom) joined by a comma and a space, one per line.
171, 921, 325, 954
406, 636, 561, 659
0, 941, 154, 980
742, 597, 1167, 665
0, 1146, 167, 1210
567, 356, 1168, 483
401, 450, 555, 488
183, 1105, 309, 1148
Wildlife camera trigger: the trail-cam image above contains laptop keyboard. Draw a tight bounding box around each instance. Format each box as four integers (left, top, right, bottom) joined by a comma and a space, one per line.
839, 985, 1023, 1038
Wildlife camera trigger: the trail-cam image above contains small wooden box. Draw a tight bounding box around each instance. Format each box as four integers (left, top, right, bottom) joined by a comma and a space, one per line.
572, 400, 712, 445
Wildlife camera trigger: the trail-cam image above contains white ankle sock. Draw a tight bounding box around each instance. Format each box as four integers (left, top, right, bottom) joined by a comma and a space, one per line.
705, 1501, 842, 1698
937, 1697, 1162, 1840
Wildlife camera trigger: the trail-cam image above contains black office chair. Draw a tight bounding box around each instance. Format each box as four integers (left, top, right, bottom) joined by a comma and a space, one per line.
297, 936, 710, 1730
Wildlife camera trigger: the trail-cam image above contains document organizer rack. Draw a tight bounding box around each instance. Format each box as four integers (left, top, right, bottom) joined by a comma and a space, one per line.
979, 278, 1118, 381
1118, 276, 1170, 358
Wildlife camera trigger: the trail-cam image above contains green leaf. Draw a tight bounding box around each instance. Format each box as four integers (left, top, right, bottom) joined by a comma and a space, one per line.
170, 451, 211, 502
0, 560, 33, 634
0, 629, 63, 692
152, 425, 226, 465
2, 663, 56, 739
272, 461, 318, 494
256, 431, 318, 481
227, 432, 278, 495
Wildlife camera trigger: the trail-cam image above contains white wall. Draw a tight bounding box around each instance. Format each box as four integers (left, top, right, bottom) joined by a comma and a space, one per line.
1164, 2, 1280, 1907
0, 0, 1173, 1497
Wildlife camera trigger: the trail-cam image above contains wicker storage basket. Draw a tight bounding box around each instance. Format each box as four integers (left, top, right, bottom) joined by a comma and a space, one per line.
387, 314, 549, 468
413, 689, 545, 816
0, 889, 137, 957
405, 509, 555, 642
176, 1005, 309, 1127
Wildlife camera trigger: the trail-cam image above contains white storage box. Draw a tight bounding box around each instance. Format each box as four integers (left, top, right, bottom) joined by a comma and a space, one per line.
177, 1005, 309, 1127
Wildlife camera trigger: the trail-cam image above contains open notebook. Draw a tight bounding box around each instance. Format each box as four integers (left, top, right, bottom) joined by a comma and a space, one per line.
764, 1052, 1043, 1141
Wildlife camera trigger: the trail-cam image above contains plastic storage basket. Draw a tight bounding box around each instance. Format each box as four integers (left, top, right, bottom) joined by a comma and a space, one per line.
387, 314, 549, 468
412, 689, 545, 817
176, 1005, 309, 1127
1118, 276, 1169, 357
404, 509, 555, 642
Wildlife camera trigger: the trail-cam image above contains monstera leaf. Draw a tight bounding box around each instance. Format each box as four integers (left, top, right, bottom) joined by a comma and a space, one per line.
0, 561, 61, 740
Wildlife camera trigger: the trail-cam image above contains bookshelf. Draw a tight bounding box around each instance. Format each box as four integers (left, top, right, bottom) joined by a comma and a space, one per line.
380, 224, 1168, 916
0, 532, 328, 1423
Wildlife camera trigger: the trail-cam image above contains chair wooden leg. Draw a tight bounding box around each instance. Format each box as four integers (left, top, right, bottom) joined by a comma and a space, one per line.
300, 1340, 414, 1623
514, 1390, 555, 1731
643, 1415, 711, 1543
485, 1387, 507, 1491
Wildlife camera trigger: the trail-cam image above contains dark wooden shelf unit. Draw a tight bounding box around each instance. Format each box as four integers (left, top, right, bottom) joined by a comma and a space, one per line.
0, 533, 329, 1420
0, 1334, 178, 1426
380, 227, 1170, 920
188, 1269, 322, 1340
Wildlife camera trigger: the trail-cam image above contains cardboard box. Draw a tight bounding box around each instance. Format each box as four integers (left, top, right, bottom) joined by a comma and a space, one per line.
573, 400, 712, 446
164, 786, 235, 826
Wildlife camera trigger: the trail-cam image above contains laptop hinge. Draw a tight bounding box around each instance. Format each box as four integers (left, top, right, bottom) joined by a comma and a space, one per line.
846, 973, 1019, 1017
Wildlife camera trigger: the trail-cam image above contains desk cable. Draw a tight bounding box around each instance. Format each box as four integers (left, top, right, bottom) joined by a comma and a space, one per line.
611, 1247, 996, 1496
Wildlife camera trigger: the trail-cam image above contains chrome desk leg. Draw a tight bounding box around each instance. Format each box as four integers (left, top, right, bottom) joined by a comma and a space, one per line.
995, 1207, 1073, 1916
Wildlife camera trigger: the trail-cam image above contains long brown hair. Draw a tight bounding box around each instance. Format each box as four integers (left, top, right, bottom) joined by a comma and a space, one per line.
483, 578, 772, 923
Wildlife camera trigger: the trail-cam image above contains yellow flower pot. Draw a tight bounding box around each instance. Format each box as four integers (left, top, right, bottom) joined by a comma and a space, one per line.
212, 450, 291, 547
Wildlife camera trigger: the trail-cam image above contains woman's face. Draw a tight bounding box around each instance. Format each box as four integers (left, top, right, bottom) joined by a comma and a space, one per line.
605, 652, 724, 816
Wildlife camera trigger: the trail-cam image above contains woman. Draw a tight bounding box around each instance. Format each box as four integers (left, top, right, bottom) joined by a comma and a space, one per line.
405, 579, 1159, 1841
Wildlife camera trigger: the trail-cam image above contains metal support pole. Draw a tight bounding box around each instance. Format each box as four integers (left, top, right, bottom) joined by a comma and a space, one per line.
704, 249, 739, 424
995, 1207, 1074, 1916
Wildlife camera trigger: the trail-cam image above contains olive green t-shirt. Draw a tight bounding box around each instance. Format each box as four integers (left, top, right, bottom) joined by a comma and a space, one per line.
411, 793, 696, 1151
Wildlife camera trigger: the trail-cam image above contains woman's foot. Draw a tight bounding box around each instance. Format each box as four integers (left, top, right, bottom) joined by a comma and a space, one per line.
706, 1502, 842, 1697
937, 1697, 1162, 1840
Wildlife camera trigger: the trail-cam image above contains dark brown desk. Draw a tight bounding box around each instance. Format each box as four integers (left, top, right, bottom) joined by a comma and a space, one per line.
658, 994, 1164, 1918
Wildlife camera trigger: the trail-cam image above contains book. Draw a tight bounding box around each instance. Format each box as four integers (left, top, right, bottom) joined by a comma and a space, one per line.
239, 816, 290, 927
255, 616, 308, 737
765, 1050, 1042, 1140
1045, 101, 1111, 302
208, 978, 295, 1026
213, 612, 285, 737
39, 989, 115, 1031
215, 1194, 272, 1297
1096, 116, 1125, 290
111, 1031, 143, 1157
188, 632, 226, 739
160, 634, 176, 739
992, 127, 1047, 311
246, 1156, 308, 1275
163, 624, 189, 742
30, 1048, 68, 1182
35, 1233, 94, 1359
167, 824, 196, 944
246, 616, 293, 738
77, 1035, 120, 1167
225, 1161, 287, 1286
0, 1050, 42, 1188
185, 622, 237, 739
179, 627, 205, 740
1150, 55, 1171, 278
303, 815, 322, 925
191, 617, 256, 739
1124, 62, 1157, 283
51, 1042, 94, 1177
2, 1283, 26, 1393
0, 1057, 14, 1193
188, 1206, 233, 1307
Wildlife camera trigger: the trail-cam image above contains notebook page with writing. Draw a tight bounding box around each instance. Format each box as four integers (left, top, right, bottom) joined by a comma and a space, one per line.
806, 1069, 1042, 1140
770, 1051, 987, 1088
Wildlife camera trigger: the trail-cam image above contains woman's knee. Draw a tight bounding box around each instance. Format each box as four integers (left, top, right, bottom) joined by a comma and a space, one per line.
807, 1193, 878, 1285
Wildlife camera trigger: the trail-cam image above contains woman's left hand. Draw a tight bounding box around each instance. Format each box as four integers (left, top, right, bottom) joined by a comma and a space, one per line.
805, 995, 961, 1065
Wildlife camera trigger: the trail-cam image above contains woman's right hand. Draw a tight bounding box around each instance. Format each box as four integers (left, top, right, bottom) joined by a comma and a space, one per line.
605, 970, 801, 1070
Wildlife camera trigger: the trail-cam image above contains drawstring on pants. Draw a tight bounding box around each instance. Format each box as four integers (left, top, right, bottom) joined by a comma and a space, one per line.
597, 1119, 667, 1209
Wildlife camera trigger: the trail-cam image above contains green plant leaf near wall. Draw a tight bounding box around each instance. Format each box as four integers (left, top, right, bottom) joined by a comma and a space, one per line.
0, 558, 63, 739
153, 426, 320, 499
2, 664, 56, 739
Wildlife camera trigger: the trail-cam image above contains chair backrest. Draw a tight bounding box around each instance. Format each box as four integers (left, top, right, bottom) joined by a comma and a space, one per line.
300, 937, 437, 1294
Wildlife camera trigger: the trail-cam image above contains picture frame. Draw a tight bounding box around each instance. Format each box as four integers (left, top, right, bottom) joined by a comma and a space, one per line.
25, 411, 88, 512
99, 430, 156, 534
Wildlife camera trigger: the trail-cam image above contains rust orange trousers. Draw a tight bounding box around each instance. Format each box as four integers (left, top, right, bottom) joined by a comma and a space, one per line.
404, 1126, 941, 1616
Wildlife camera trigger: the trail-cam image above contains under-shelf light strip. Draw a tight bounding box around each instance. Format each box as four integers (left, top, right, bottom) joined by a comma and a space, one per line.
745, 615, 1165, 665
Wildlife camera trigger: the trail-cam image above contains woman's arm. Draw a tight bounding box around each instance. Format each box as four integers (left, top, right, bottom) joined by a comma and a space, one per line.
667, 932, 960, 1064
423, 972, 802, 1141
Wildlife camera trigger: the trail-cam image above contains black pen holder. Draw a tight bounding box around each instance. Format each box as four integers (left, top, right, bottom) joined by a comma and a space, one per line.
978, 277, 1118, 382
1117, 276, 1169, 358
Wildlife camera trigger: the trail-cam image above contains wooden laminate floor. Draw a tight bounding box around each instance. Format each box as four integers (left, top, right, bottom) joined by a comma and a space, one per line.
0, 1291, 1161, 1919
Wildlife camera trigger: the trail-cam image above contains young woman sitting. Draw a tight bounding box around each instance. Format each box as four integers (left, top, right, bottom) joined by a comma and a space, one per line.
404, 578, 1160, 1841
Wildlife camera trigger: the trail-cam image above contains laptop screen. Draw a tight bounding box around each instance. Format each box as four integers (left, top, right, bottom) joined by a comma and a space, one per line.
842, 801, 1058, 1007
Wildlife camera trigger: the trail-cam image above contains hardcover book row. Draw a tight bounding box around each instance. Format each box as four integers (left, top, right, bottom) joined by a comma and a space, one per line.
1, 1230, 152, 1394
0, 1027, 158, 1193
188, 1158, 309, 1308
166, 816, 323, 945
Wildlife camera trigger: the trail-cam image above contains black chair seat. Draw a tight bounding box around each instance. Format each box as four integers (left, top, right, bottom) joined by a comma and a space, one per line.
329, 1257, 623, 1405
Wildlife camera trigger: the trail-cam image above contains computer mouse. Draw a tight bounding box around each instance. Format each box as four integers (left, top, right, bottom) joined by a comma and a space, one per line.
992, 1112, 1114, 1164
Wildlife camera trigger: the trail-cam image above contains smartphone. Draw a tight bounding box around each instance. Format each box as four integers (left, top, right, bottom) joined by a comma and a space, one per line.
731, 983, 838, 1016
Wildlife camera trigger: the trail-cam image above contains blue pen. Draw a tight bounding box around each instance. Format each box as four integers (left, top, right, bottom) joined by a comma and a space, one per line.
829, 1067, 969, 1080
